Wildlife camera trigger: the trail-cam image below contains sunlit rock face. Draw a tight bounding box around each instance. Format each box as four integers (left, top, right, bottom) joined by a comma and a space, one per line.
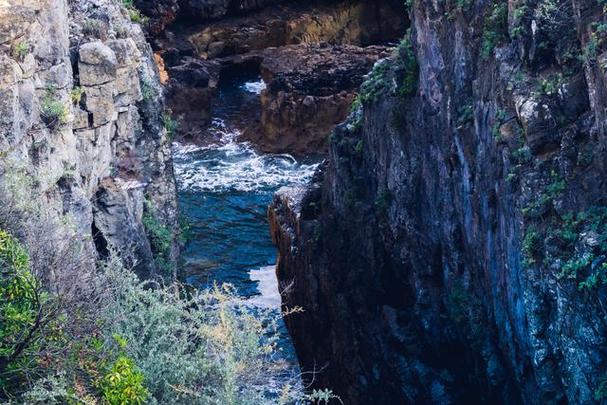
1, 0, 179, 276
245, 44, 391, 154
151, 0, 406, 151
270, 0, 607, 403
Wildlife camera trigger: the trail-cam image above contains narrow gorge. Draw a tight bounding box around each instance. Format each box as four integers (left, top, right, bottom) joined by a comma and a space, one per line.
2, 0, 607, 404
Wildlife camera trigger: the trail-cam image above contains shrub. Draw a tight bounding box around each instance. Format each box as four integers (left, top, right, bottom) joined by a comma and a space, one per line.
100, 354, 148, 405
99, 259, 311, 404
481, 2, 508, 59
11, 41, 29, 61
522, 227, 541, 267
162, 113, 179, 139
140, 79, 156, 102
359, 59, 392, 103
40, 87, 69, 129
70, 87, 84, 105
142, 199, 173, 274
0, 229, 41, 391
395, 35, 418, 98
122, 0, 148, 24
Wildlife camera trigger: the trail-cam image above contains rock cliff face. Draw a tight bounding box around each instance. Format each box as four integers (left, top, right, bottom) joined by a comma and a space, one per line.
270, 0, 607, 403
243, 43, 390, 154
150, 0, 406, 147
1, 0, 179, 277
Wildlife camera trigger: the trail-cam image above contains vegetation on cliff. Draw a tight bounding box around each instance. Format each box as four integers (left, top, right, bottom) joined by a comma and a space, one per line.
0, 229, 315, 404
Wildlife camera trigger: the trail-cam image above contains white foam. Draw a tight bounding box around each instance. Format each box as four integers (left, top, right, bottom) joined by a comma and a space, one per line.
172, 119, 318, 193
241, 80, 267, 95
247, 265, 281, 309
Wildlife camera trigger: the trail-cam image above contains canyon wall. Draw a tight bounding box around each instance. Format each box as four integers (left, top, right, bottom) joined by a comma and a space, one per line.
1, 0, 179, 277
150, 0, 406, 149
270, 0, 607, 403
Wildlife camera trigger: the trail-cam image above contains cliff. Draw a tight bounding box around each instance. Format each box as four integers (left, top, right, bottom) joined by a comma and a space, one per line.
1, 0, 179, 277
270, 0, 607, 403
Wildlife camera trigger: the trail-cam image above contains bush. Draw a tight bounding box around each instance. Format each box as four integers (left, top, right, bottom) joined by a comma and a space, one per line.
40, 87, 68, 129
11, 41, 29, 61
100, 354, 148, 405
122, 0, 148, 24
162, 113, 179, 139
395, 35, 418, 98
142, 199, 173, 274
0, 229, 42, 391
98, 256, 317, 404
70, 86, 84, 105
481, 2, 508, 59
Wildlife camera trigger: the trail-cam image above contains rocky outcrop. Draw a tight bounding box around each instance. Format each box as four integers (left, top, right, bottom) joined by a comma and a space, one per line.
270, 0, 607, 403
1, 0, 179, 277
185, 0, 405, 59
245, 43, 390, 154
152, 0, 405, 142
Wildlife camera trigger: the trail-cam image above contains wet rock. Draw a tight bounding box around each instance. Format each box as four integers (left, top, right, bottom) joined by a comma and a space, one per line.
243, 43, 390, 154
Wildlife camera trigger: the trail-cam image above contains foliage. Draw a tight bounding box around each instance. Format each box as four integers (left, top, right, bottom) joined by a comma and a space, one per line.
122, 0, 148, 24
348, 96, 363, 131
395, 35, 419, 98
142, 199, 173, 274
100, 260, 311, 404
40, 87, 69, 130
510, 4, 529, 38
596, 373, 607, 401
359, 59, 392, 103
70, 87, 84, 105
82, 19, 105, 39
538, 73, 564, 96
481, 2, 508, 60
522, 173, 565, 219
162, 113, 179, 139
522, 227, 541, 268
0, 229, 41, 391
100, 354, 148, 405
11, 41, 29, 61
457, 103, 474, 127
140, 79, 156, 102
359, 32, 417, 104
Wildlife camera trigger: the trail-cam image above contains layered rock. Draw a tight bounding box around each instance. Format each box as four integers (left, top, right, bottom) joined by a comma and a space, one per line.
245, 43, 390, 154
152, 0, 405, 141
270, 0, 607, 403
185, 0, 405, 59
1, 0, 179, 277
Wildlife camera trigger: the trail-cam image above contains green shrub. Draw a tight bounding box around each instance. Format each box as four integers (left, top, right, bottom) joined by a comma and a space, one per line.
162, 113, 179, 139
359, 59, 392, 103
0, 229, 40, 390
140, 79, 156, 102
100, 354, 148, 405
122, 0, 148, 24
142, 199, 173, 274
70, 87, 84, 105
40, 87, 69, 129
11, 41, 29, 61
481, 2, 508, 59
395, 35, 418, 98
99, 260, 312, 404
522, 227, 541, 267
